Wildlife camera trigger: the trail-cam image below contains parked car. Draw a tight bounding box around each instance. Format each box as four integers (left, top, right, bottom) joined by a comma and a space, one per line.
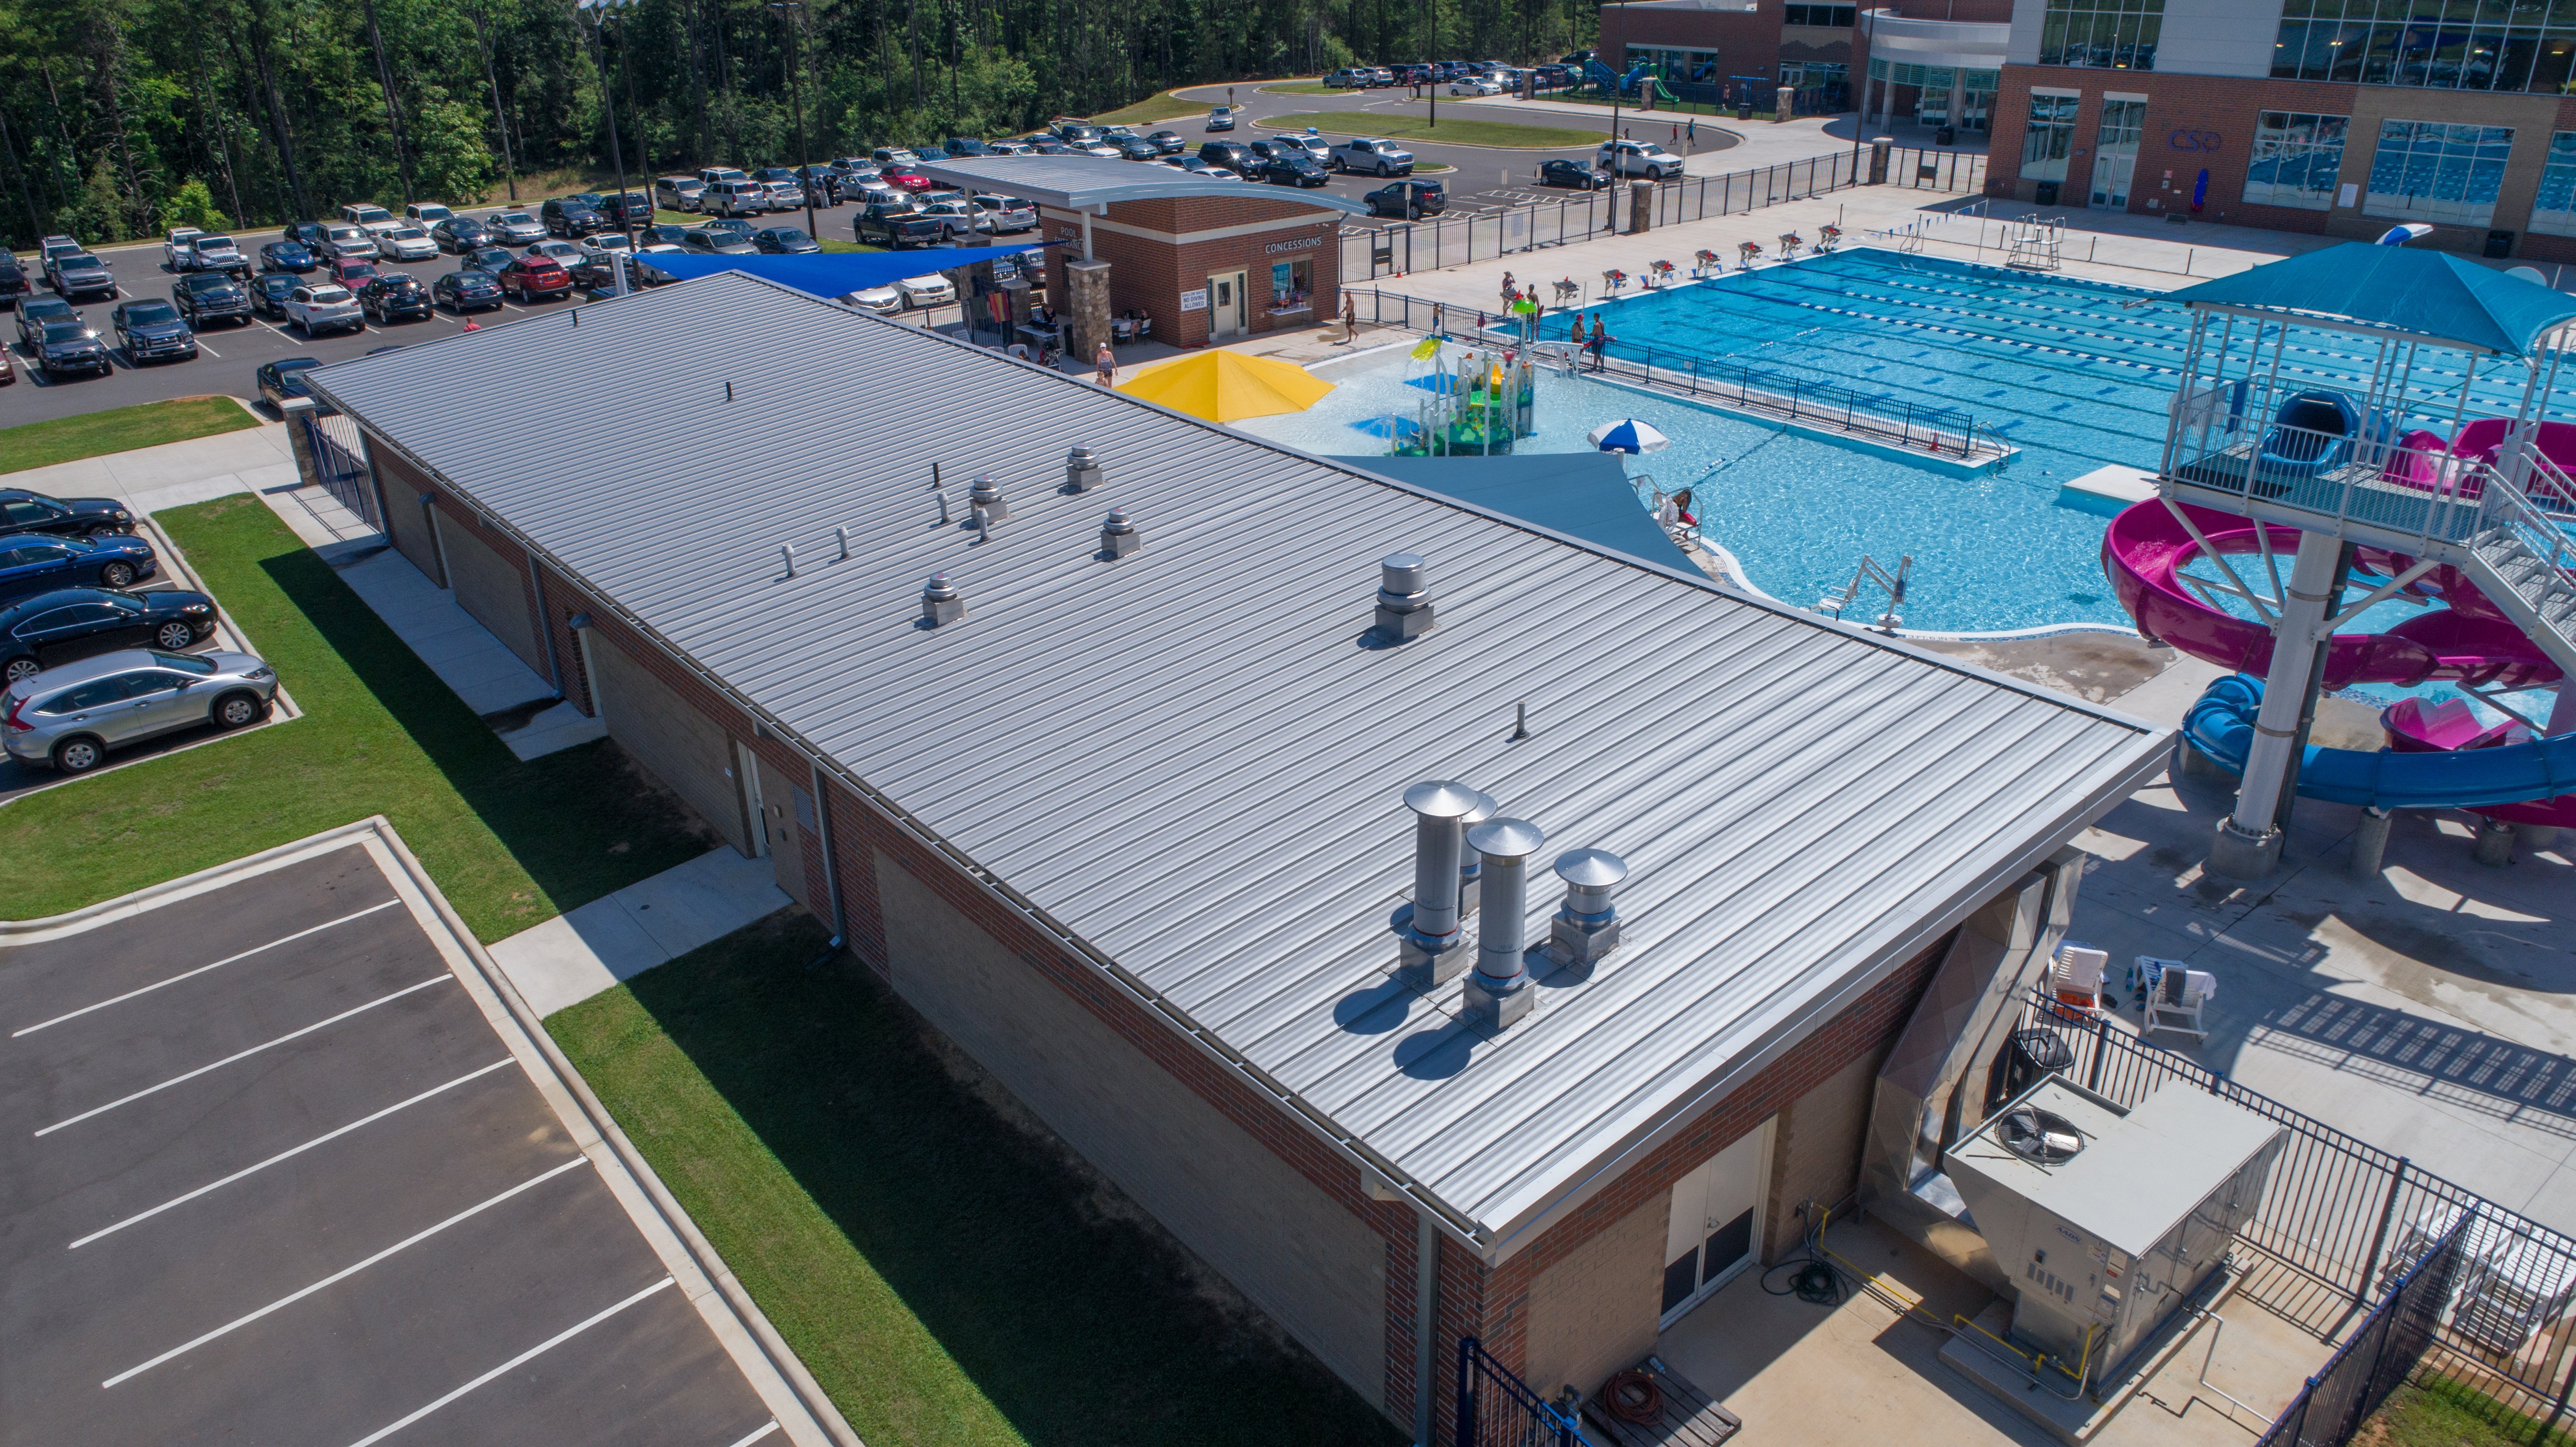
487, 211, 547, 245
1025, 138, 1073, 156
431, 269, 504, 312
172, 271, 253, 328
329, 257, 381, 289
869, 147, 921, 167
495, 255, 572, 301
842, 281, 902, 314
1599, 137, 1684, 179
33, 321, 111, 380
697, 217, 757, 240
878, 164, 937, 193
283, 283, 364, 336
702, 179, 768, 217
1264, 153, 1332, 186
751, 226, 820, 254
1331, 138, 1415, 176
1539, 157, 1610, 189
1197, 140, 1255, 171
339, 202, 402, 237
1205, 105, 1236, 131
678, 229, 759, 256
972, 195, 1037, 232
523, 239, 586, 271
37, 235, 83, 265
260, 238, 319, 273
1144, 129, 1187, 155
697, 165, 751, 187
378, 224, 438, 262
2, 646, 276, 774
760, 180, 804, 211
250, 271, 298, 320
282, 220, 332, 250
317, 223, 378, 260
854, 212, 949, 249
982, 139, 1034, 157
15, 296, 75, 348
430, 216, 492, 253
636, 223, 695, 247
109, 300, 196, 363
45, 252, 116, 301
405, 202, 455, 226
0, 490, 134, 542
1175, 157, 1238, 181
0, 255, 25, 309
175, 232, 246, 273
894, 273, 956, 309
254, 357, 327, 410
0, 588, 217, 685
598, 190, 652, 227
360, 273, 433, 323
462, 245, 519, 278
161, 226, 204, 268
655, 175, 707, 212
0, 534, 158, 602
942, 137, 991, 158
1326, 67, 1370, 87
542, 195, 605, 236
1262, 134, 1332, 162
1450, 75, 1504, 95
1364, 178, 1446, 217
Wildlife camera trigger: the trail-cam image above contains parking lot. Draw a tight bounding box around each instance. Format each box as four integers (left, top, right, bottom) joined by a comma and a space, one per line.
0, 833, 800, 1446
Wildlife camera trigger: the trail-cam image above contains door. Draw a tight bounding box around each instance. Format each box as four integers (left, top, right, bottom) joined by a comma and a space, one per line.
1661, 1119, 1771, 1320
2092, 100, 2147, 210
21, 602, 138, 669
753, 751, 820, 913
99, 668, 198, 743
1208, 271, 1246, 339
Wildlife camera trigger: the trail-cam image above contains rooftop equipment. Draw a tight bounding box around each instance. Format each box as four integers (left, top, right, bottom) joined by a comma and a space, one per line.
1065, 445, 1103, 492
1099, 510, 1139, 558
920, 572, 964, 626
1374, 553, 1436, 642
1461, 817, 1546, 1029
1395, 781, 1494, 988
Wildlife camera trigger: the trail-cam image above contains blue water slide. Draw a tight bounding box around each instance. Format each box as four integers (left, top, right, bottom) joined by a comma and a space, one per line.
2180, 675, 2576, 809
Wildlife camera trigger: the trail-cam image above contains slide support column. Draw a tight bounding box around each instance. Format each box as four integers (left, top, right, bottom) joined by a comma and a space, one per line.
2211, 530, 2345, 880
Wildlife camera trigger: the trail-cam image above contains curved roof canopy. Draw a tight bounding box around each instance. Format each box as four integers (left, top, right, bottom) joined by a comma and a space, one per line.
915, 154, 1372, 216
2166, 242, 2576, 357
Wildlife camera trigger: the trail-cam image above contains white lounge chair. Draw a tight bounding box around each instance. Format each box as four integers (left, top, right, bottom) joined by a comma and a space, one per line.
2145, 965, 2214, 1043
2051, 942, 2111, 1012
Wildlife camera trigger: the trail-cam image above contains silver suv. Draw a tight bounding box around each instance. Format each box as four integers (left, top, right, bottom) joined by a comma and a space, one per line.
3, 647, 276, 773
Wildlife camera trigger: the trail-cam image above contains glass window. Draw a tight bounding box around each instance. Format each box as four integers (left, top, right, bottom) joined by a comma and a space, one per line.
2365, 119, 2514, 223
1270, 258, 1312, 311
36, 680, 124, 715
2244, 111, 2350, 209
2023, 93, 2081, 180
2530, 131, 2576, 232
2043, 0, 2164, 67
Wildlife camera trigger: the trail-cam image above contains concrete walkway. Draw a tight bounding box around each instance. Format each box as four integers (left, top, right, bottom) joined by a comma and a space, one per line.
329, 545, 606, 758
7, 404, 300, 515
489, 846, 793, 1017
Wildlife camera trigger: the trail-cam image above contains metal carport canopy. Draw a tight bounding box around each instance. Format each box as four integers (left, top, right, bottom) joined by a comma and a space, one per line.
914, 154, 1372, 217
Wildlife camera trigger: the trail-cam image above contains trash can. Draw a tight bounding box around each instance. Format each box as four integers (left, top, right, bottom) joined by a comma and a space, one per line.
2035, 180, 2060, 206
1990, 1027, 2078, 1110
2486, 229, 2516, 258
1936, 125, 1957, 146
1736, 104, 1753, 122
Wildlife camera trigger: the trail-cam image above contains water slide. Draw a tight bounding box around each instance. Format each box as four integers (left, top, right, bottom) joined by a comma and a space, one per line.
2180, 675, 2576, 824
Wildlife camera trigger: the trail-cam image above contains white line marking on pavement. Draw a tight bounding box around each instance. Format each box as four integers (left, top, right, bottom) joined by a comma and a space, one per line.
724, 1423, 782, 1447
14, 900, 405, 1038
102, 1155, 593, 1387
34, 976, 452, 1136
195, 340, 222, 358
68, 1058, 517, 1249
338, 1276, 677, 1445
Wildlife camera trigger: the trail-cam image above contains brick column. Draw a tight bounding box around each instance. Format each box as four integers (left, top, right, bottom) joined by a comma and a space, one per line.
1627, 180, 1654, 234
1065, 258, 1113, 367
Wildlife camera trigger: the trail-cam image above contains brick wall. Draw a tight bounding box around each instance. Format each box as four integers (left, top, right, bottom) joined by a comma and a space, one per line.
1040, 194, 1342, 348
1601, 3, 1785, 84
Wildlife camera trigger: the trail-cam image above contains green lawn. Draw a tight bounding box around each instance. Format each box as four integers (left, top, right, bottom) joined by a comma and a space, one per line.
1258, 82, 1345, 96
0, 397, 259, 476
1091, 91, 1210, 126
2358, 1377, 2576, 1447
1263, 111, 1603, 148
548, 910, 1404, 1447
0, 495, 712, 938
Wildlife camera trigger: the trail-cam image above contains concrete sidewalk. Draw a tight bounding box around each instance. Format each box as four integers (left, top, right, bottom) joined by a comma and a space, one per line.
489, 847, 793, 1017
5, 403, 300, 514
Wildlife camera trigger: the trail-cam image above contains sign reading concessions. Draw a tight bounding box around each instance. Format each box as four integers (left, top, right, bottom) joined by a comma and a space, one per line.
1262, 234, 1325, 255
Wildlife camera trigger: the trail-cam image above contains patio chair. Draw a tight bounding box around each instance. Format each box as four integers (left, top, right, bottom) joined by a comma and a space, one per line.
2051, 942, 2111, 1011
2145, 965, 2214, 1043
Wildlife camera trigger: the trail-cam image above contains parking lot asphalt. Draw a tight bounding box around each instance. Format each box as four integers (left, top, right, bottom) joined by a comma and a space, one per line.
0, 838, 786, 1446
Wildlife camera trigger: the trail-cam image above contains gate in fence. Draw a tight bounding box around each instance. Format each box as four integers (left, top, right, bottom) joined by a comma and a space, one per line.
2257, 1215, 2469, 1447
300, 411, 380, 527
1457, 1336, 1590, 1447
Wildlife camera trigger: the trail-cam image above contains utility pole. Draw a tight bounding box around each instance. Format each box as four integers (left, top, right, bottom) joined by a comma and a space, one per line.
358, 0, 415, 204
770, 0, 817, 243
1425, 0, 1437, 128
577, 0, 637, 295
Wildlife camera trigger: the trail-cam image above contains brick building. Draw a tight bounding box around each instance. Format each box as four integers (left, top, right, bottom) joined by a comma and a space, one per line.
309, 272, 2168, 1442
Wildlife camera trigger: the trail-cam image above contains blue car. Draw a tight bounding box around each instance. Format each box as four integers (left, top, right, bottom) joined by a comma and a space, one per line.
260, 239, 318, 273
0, 534, 158, 604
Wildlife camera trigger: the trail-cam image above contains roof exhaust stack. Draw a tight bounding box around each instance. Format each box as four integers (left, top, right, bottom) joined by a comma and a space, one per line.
1455, 789, 1496, 917
1545, 849, 1629, 967
920, 572, 964, 627
1065, 446, 1103, 493
1463, 818, 1546, 1030
1373, 553, 1435, 643
969, 474, 1010, 523
1395, 781, 1493, 989
1100, 510, 1140, 559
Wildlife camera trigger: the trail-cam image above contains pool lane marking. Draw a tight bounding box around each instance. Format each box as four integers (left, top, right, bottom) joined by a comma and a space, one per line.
34, 976, 452, 1136
68, 1058, 517, 1249
13, 900, 405, 1038
101, 1155, 594, 1388
337, 1274, 677, 1446
724, 1423, 782, 1447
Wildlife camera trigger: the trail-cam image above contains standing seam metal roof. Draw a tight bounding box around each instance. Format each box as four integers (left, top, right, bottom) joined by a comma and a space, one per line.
308, 272, 2171, 1258
914, 154, 1372, 216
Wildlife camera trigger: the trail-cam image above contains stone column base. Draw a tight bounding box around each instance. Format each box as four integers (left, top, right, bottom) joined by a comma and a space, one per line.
1065, 259, 1113, 370
2348, 807, 2394, 877
2207, 816, 2282, 881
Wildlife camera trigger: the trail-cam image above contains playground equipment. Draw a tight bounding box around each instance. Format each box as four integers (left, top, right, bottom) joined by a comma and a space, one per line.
1396, 344, 1539, 457
2135, 242, 2576, 874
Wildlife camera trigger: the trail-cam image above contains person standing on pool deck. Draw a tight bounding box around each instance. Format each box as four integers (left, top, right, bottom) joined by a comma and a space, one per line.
1095, 342, 1116, 386
1588, 317, 1610, 369
1570, 311, 1585, 345
1340, 291, 1358, 344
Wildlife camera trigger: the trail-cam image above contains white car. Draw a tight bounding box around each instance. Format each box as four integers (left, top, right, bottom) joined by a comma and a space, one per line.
1272, 133, 1330, 162
378, 225, 438, 261
1599, 138, 1684, 179
1330, 138, 1414, 176
894, 273, 955, 309
972, 195, 1038, 232
524, 239, 585, 270
577, 233, 634, 263
318, 222, 379, 260
842, 283, 903, 314
1449, 77, 1504, 95
161, 227, 203, 269
763, 181, 803, 210
405, 202, 454, 226
340, 202, 403, 237
283, 282, 363, 336
172, 233, 244, 272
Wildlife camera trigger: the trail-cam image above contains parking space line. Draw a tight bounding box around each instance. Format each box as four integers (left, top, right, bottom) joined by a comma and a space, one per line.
340, 1275, 677, 1447
723, 1422, 781, 1447
102, 1155, 593, 1388
196, 340, 223, 359
13, 900, 406, 1038
68, 1058, 516, 1250
34, 975, 452, 1137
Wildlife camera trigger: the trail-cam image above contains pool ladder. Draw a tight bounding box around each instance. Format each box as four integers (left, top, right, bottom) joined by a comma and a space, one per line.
1818, 553, 1910, 633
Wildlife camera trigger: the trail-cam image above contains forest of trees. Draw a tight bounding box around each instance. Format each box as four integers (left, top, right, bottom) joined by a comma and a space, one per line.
0, 0, 1597, 248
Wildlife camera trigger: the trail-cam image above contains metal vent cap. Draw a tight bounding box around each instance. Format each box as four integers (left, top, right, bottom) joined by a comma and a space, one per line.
1404, 780, 1492, 820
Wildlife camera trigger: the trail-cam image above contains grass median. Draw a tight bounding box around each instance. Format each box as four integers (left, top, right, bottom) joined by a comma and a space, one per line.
0, 396, 259, 476
2359, 1377, 2576, 1447
1264, 110, 1604, 148
1092, 91, 1210, 126
0, 493, 710, 937
549, 909, 1405, 1447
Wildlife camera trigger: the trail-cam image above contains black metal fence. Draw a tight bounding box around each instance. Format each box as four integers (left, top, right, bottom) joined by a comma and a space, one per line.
2258, 1215, 2469, 1447
302, 411, 381, 527
1457, 1335, 1591, 1447
2015, 992, 2576, 1439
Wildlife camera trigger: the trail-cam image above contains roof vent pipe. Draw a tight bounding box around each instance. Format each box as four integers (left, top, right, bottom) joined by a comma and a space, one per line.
1463, 818, 1546, 1030
1545, 848, 1629, 967
1065, 446, 1103, 493
920, 572, 964, 627
1374, 553, 1436, 643
969, 474, 1010, 522
1100, 510, 1140, 559
1395, 781, 1491, 988
1456, 790, 1496, 917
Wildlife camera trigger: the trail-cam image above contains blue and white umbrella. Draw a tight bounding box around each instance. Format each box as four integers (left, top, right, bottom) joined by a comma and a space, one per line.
1587, 418, 1670, 454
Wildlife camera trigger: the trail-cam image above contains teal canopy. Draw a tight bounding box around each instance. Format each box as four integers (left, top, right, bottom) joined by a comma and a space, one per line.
645, 243, 1046, 297
1332, 452, 1693, 572
2165, 242, 2576, 357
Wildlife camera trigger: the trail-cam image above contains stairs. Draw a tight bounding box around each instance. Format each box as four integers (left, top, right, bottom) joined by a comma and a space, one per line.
2462, 516, 2576, 681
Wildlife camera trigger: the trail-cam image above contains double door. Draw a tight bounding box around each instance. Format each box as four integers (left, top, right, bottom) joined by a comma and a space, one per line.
1662, 1120, 1771, 1320
2092, 99, 2147, 209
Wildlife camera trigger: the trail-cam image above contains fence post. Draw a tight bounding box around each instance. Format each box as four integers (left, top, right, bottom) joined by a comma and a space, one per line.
1458, 1336, 1476, 1447
2088, 1014, 2110, 1092
2355, 1158, 2409, 1306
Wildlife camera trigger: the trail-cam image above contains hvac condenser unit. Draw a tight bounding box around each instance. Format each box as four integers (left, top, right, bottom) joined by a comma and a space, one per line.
1945, 1079, 2284, 1383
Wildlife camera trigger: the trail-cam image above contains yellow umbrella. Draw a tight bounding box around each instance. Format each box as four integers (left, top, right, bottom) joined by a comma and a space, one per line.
1114, 348, 1334, 422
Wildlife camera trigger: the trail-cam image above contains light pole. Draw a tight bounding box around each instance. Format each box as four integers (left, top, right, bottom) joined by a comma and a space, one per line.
576, 0, 637, 296
770, 0, 818, 244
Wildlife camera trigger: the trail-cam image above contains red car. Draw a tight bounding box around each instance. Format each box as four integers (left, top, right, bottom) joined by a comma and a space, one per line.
879, 164, 938, 193
497, 256, 572, 302
330, 257, 380, 288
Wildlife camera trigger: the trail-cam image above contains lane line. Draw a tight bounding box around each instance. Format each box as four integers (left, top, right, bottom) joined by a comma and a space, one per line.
68, 1058, 517, 1249
195, 340, 222, 359
101, 1155, 593, 1388
338, 1276, 677, 1446
34, 976, 452, 1136
724, 1424, 782, 1447
13, 899, 406, 1038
